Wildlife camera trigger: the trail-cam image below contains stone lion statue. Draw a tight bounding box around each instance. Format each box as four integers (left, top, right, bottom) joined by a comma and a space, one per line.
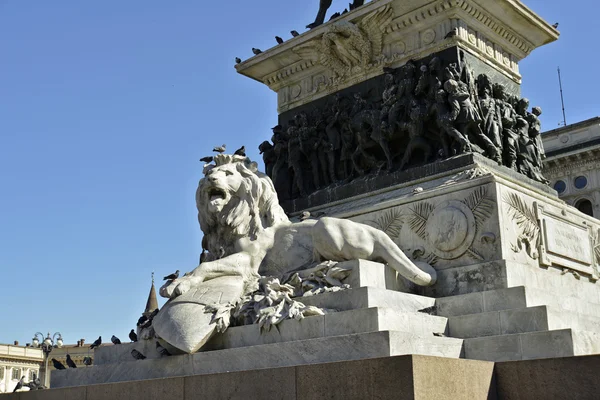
153, 154, 436, 354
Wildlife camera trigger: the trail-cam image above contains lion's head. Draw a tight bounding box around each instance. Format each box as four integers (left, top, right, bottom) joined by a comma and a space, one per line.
196, 154, 288, 258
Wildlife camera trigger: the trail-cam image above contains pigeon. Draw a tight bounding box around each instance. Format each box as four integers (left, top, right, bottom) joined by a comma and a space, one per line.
418, 305, 437, 315
129, 329, 138, 342
552, 22, 559, 29
52, 358, 66, 370
235, 57, 242, 64
200, 249, 208, 264
163, 269, 179, 281
329, 12, 341, 20
66, 354, 77, 368
83, 357, 93, 366
275, 36, 284, 44
90, 336, 102, 349
111, 335, 122, 345
156, 342, 171, 357
342, 8, 348, 14
234, 145, 246, 157
299, 210, 325, 221
445, 28, 458, 39
13, 376, 24, 392
213, 144, 226, 153
199, 156, 213, 163
137, 314, 148, 327
131, 349, 146, 360
25, 374, 41, 391
139, 309, 159, 329
252, 47, 262, 55
290, 30, 300, 37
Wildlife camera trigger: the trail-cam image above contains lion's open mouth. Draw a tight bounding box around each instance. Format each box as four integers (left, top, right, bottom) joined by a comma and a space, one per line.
207, 187, 227, 203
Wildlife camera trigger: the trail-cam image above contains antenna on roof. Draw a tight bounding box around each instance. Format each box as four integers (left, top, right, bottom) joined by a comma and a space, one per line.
151, 271, 154, 285
557, 66, 567, 127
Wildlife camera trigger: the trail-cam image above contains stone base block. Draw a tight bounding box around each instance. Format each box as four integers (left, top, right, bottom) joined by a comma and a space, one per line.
464, 329, 600, 362
51, 331, 464, 388
495, 355, 600, 400
17, 355, 495, 400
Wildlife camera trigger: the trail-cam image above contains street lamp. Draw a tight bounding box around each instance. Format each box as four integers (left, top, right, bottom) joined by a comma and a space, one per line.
31, 332, 63, 388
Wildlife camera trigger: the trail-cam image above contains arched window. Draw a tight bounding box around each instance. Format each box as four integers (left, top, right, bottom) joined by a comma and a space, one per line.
576, 198, 594, 217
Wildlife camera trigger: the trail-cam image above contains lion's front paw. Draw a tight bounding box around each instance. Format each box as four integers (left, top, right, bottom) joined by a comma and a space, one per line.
159, 275, 204, 299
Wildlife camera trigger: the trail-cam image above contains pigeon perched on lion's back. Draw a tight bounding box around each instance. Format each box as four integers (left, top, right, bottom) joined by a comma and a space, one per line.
234, 146, 246, 157
163, 270, 179, 281
213, 144, 226, 153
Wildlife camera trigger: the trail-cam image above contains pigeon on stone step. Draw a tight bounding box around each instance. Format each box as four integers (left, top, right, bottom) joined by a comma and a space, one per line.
13, 376, 24, 392
156, 342, 171, 357
129, 329, 138, 342
275, 36, 284, 44
52, 358, 66, 370
291, 30, 300, 37
131, 349, 146, 360
66, 354, 77, 368
111, 335, 122, 345
252, 47, 262, 55
90, 336, 102, 349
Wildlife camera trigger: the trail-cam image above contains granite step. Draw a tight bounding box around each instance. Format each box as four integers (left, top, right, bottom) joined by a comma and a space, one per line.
464, 329, 600, 362
53, 330, 464, 388
95, 307, 449, 365
448, 305, 600, 339
436, 286, 600, 319
206, 306, 449, 351
298, 286, 435, 313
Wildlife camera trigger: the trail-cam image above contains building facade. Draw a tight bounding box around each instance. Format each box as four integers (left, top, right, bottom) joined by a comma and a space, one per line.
543, 117, 600, 217
0, 343, 43, 393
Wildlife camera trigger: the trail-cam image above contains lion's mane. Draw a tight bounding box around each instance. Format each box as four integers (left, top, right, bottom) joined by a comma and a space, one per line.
196, 155, 288, 261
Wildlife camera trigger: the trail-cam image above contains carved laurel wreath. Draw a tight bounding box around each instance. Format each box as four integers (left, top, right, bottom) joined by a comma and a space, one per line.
367, 187, 495, 263
502, 192, 540, 259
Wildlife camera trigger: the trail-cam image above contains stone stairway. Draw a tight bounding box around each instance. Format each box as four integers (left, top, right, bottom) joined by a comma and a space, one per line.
52, 261, 600, 388
435, 285, 600, 361
53, 261, 464, 388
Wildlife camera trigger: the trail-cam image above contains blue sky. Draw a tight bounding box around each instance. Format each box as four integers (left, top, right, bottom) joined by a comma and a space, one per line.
0, 0, 597, 345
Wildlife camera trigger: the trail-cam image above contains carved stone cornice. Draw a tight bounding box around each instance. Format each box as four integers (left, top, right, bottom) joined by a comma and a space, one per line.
236, 0, 558, 113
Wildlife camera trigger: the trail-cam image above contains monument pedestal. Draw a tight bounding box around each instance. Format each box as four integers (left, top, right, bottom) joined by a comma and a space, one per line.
52, 154, 600, 388
43, 0, 600, 394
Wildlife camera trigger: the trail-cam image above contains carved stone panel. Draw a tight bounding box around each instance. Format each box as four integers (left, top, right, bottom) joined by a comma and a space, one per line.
537, 204, 596, 277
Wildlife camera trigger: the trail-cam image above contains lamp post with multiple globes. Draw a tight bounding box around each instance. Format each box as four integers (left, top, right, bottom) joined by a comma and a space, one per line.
31, 332, 63, 387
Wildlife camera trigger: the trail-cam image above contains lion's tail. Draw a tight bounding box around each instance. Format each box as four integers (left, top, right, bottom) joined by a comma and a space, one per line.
372, 229, 437, 287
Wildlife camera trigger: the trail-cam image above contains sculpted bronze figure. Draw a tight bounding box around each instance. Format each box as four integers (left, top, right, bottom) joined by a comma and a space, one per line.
261, 55, 549, 201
